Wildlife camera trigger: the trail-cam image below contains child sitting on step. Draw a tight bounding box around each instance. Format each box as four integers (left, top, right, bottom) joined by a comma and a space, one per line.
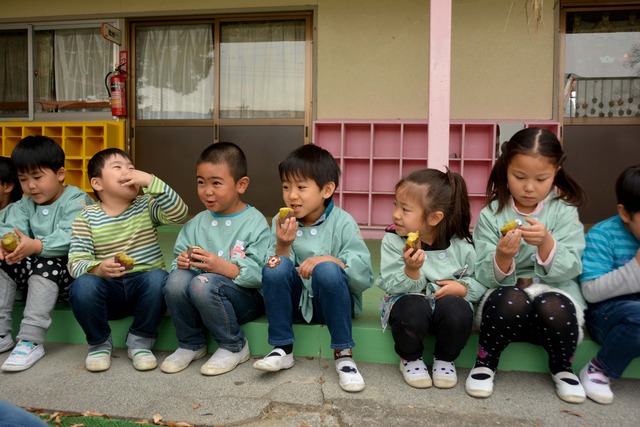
253, 144, 374, 392
378, 168, 485, 389
579, 164, 640, 405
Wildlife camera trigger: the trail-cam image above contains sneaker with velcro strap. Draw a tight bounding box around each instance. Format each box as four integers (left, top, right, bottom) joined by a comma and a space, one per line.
1, 340, 45, 372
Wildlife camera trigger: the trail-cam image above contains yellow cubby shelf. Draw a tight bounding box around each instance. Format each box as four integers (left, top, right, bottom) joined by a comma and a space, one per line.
0, 120, 126, 195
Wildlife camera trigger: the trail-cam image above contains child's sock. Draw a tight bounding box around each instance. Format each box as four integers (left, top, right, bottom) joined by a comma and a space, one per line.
334, 348, 353, 360
265, 344, 292, 357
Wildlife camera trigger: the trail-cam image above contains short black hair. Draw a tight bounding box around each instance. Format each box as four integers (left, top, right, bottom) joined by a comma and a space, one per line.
0, 156, 22, 202
616, 164, 640, 216
11, 135, 65, 175
87, 148, 133, 200
197, 142, 247, 182
279, 144, 340, 205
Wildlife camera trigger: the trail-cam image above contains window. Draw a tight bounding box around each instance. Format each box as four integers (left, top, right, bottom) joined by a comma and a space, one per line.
220, 20, 306, 119
133, 18, 307, 121
0, 29, 28, 117
0, 22, 117, 119
563, 8, 640, 119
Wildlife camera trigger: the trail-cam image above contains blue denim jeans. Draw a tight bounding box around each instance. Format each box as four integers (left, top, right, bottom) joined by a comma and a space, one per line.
585, 295, 640, 378
262, 257, 354, 350
0, 400, 48, 426
68, 270, 167, 350
164, 269, 264, 352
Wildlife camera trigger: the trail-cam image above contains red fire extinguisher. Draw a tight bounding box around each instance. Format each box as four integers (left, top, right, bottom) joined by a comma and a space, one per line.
105, 64, 127, 117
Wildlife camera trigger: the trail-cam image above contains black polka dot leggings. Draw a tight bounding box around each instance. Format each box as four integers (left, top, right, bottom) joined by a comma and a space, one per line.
474, 286, 580, 375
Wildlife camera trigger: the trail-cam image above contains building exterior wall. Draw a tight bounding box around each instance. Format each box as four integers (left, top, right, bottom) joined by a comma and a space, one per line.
1, 0, 557, 120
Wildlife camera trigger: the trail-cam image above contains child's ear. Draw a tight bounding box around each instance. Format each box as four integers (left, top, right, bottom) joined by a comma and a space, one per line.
56, 167, 66, 183
90, 177, 103, 193
2, 182, 14, 194
321, 181, 336, 199
236, 176, 250, 194
427, 210, 445, 227
618, 204, 630, 223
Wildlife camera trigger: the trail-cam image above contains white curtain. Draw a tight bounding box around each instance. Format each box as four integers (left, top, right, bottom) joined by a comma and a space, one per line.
135, 24, 214, 119
220, 20, 305, 118
54, 28, 114, 101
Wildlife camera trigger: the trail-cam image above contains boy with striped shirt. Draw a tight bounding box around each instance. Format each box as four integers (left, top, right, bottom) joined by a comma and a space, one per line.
67, 148, 188, 372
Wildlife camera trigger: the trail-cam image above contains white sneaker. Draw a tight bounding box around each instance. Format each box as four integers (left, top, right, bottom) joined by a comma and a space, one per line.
161, 347, 207, 374
85, 350, 111, 372
1, 340, 45, 372
336, 357, 365, 392
432, 358, 457, 389
127, 348, 158, 371
0, 334, 14, 353
552, 371, 586, 404
579, 362, 614, 404
465, 366, 495, 398
200, 341, 250, 376
253, 348, 295, 372
399, 358, 432, 388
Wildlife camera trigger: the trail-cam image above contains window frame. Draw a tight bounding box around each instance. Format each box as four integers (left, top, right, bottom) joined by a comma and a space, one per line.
559, 3, 640, 125
0, 19, 119, 122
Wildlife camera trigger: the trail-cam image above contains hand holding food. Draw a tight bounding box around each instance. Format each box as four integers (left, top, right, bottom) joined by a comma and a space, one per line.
1, 232, 19, 252
277, 207, 295, 225
404, 231, 420, 254
114, 252, 135, 270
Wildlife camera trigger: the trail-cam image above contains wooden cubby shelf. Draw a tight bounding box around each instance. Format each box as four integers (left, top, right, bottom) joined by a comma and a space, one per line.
314, 120, 560, 238
0, 121, 126, 195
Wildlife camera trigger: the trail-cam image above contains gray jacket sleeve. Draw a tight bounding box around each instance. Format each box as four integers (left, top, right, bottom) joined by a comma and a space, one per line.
581, 259, 640, 303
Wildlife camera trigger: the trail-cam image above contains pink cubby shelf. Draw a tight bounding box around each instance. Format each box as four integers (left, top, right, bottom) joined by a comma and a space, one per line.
314, 119, 561, 238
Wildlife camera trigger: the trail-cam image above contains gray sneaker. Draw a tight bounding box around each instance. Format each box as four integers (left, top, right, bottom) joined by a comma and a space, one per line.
161, 347, 207, 374
0, 334, 14, 353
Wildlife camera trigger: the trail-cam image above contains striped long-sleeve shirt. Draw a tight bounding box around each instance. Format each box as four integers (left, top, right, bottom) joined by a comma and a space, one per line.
68, 176, 188, 278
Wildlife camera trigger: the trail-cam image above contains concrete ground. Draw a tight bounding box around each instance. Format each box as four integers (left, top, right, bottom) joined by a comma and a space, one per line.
1, 343, 639, 427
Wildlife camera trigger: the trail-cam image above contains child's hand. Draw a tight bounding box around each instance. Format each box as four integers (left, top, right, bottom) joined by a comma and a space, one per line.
520, 218, 552, 247
176, 250, 191, 269
403, 247, 425, 269
434, 280, 467, 298
275, 217, 297, 255
298, 255, 343, 279
495, 228, 521, 273
121, 169, 153, 189
95, 259, 126, 278
2, 229, 41, 265
189, 248, 218, 272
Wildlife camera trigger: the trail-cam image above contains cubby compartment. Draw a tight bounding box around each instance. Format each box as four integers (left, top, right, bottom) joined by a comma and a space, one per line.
371, 194, 395, 227
449, 124, 463, 159
372, 160, 400, 192
340, 193, 369, 226
463, 124, 496, 159
461, 161, 492, 195
402, 123, 429, 158
372, 124, 401, 158
401, 159, 428, 177
85, 138, 104, 157
314, 123, 342, 157
469, 196, 487, 228
341, 159, 371, 192
343, 123, 371, 158
24, 126, 43, 137
64, 139, 83, 157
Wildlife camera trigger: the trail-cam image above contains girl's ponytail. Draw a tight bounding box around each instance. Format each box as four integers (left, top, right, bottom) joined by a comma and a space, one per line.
446, 168, 473, 243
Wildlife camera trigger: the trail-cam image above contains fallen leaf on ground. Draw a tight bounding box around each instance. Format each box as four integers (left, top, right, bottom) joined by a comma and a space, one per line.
193, 403, 201, 409
560, 409, 582, 417
153, 413, 163, 423
81, 411, 106, 417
